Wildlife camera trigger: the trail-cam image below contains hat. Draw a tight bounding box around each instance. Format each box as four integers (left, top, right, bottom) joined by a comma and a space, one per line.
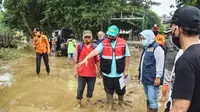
168, 6, 200, 29
83, 30, 92, 37
164, 28, 172, 34
152, 24, 160, 31
106, 25, 119, 36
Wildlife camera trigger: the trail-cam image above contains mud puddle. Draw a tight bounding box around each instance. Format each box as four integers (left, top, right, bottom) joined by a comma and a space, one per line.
0, 51, 166, 112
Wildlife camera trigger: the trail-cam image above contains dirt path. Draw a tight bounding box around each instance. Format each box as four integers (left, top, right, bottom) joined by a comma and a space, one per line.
0, 52, 165, 112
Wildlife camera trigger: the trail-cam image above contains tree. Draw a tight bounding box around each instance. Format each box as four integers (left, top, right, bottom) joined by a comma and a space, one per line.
176, 0, 200, 8
2, 0, 161, 38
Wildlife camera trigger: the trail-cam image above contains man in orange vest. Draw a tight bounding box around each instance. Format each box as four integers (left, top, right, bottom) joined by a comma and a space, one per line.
152, 24, 166, 47
33, 28, 50, 77
77, 25, 131, 110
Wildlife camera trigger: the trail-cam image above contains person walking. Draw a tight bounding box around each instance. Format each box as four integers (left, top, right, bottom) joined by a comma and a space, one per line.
74, 30, 100, 108
77, 25, 131, 110
33, 28, 50, 77
67, 34, 76, 64
138, 30, 165, 112
167, 6, 200, 112
51, 32, 58, 56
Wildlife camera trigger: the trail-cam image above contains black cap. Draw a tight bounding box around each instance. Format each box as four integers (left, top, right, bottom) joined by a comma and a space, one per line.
168, 6, 200, 29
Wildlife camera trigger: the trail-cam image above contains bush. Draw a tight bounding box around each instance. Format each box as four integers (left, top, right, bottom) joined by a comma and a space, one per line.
0, 48, 21, 60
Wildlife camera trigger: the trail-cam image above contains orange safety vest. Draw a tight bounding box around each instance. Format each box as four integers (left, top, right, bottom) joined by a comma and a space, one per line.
100, 37, 126, 74
33, 35, 50, 54
154, 34, 166, 47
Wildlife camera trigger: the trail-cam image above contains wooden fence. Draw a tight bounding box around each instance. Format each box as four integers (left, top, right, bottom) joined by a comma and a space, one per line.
0, 33, 14, 48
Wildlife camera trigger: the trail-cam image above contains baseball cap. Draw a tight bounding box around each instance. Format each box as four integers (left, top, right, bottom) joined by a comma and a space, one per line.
168, 6, 200, 29
106, 25, 119, 36
83, 30, 92, 37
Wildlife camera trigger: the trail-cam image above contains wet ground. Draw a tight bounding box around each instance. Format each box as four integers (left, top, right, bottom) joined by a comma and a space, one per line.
0, 50, 165, 112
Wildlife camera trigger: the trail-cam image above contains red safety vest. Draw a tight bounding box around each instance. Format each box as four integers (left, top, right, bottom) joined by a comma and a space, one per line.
100, 37, 126, 74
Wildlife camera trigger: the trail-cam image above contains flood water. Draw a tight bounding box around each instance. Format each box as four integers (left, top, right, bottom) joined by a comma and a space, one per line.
0, 51, 165, 112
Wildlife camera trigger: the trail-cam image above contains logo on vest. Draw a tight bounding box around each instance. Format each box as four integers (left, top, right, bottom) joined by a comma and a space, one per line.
147, 47, 154, 52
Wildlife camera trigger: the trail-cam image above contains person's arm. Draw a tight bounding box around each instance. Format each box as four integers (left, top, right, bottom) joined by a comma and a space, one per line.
45, 36, 50, 54
78, 43, 103, 66
96, 61, 100, 78
170, 99, 191, 112
33, 37, 36, 48
74, 44, 80, 78
154, 46, 165, 86
124, 43, 131, 78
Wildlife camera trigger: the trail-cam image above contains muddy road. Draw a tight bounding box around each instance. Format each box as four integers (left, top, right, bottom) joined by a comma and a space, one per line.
0, 51, 165, 112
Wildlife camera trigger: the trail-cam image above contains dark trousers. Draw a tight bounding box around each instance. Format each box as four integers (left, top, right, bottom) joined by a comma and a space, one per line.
102, 75, 126, 95
76, 76, 96, 100
36, 52, 50, 74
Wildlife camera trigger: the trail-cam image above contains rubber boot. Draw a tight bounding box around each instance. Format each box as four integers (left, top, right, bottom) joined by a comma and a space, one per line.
118, 95, 124, 109
106, 93, 114, 111
147, 101, 150, 112
150, 108, 158, 112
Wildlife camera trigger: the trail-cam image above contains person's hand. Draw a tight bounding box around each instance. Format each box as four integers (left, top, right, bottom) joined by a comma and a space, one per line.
77, 59, 88, 67
48, 51, 51, 55
74, 72, 78, 78
96, 70, 100, 78
124, 70, 128, 79
154, 77, 161, 86
33, 45, 36, 49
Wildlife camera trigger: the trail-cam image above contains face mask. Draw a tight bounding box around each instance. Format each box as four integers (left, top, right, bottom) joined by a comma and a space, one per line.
142, 40, 149, 48
153, 31, 159, 36
172, 28, 181, 49
109, 37, 116, 42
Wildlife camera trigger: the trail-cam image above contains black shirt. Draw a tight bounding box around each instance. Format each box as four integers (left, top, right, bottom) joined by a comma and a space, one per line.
172, 44, 200, 112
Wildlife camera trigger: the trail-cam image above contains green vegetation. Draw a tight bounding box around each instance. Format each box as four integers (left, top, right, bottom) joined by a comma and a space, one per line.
1, 0, 161, 37
0, 48, 21, 60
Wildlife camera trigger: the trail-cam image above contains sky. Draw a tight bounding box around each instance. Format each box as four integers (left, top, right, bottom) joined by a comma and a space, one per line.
151, 0, 177, 16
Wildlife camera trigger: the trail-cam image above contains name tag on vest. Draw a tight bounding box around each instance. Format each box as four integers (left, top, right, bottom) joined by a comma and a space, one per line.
146, 48, 154, 52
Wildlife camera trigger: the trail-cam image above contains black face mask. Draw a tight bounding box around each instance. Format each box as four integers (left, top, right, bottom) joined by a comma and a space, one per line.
109, 37, 117, 42
172, 28, 181, 49
153, 31, 159, 36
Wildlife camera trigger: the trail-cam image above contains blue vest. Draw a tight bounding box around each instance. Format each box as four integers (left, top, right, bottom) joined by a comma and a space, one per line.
139, 42, 164, 85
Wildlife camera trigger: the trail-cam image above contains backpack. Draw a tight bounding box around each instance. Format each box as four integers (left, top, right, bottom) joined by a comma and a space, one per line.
77, 42, 98, 64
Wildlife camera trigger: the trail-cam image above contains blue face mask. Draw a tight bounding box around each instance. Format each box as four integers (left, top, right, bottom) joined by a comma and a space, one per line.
142, 40, 149, 48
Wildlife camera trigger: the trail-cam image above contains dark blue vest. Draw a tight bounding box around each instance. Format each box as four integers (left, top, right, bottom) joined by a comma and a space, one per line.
139, 42, 164, 85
